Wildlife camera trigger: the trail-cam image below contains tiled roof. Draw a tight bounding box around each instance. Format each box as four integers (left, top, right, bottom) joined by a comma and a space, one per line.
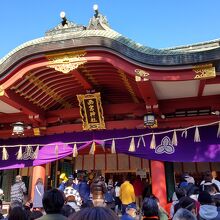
1, 26, 220, 72
0, 29, 185, 66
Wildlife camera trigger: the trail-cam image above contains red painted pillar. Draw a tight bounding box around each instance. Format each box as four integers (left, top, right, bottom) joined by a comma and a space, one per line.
150, 160, 167, 207
31, 165, 46, 200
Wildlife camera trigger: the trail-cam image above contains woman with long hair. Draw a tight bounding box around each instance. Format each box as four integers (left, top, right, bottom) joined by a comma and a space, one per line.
33, 178, 44, 210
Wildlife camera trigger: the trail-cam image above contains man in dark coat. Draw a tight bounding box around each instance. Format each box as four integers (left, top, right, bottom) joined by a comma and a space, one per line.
78, 176, 90, 204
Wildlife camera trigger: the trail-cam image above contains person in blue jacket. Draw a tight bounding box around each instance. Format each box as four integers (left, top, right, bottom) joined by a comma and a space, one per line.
78, 176, 90, 205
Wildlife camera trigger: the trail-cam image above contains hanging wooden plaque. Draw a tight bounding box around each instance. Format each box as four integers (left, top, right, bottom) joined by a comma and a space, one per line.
77, 93, 105, 130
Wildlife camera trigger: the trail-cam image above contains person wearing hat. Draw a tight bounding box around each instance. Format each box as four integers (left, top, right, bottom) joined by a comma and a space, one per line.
58, 173, 68, 192
121, 203, 137, 220
10, 175, 27, 203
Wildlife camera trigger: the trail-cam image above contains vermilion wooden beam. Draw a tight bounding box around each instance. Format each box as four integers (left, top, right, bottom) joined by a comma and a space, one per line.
0, 120, 144, 139
46, 103, 146, 122
206, 76, 220, 84
0, 51, 198, 92
1, 93, 219, 127
0, 89, 45, 123
159, 95, 220, 114
86, 51, 196, 80
197, 80, 206, 97
136, 80, 159, 114
0, 113, 29, 124
0, 115, 218, 139
71, 70, 93, 90
158, 115, 218, 128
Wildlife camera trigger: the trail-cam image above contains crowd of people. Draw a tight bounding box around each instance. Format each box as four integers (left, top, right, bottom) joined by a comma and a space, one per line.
0, 170, 220, 220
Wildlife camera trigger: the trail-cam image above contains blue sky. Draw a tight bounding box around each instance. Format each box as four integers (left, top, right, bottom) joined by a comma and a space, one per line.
1, 0, 220, 58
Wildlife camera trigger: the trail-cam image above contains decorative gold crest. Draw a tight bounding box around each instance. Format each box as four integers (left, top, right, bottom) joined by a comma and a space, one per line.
193, 64, 216, 79
135, 69, 150, 81
77, 93, 105, 130
46, 51, 87, 74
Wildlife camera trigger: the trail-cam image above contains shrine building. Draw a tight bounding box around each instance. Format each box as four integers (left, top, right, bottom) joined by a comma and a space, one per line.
0, 6, 220, 205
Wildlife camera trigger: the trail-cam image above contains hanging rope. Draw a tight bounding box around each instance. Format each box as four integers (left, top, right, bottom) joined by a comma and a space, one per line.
0, 120, 219, 155
181, 129, 188, 139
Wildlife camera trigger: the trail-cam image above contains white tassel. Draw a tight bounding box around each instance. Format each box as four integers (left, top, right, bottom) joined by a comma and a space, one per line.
150, 134, 156, 149
33, 145, 39, 159
194, 127, 201, 142
2, 146, 9, 160
89, 142, 96, 155
181, 129, 188, 139
172, 130, 178, 146
111, 139, 116, 154
137, 137, 141, 148
128, 137, 136, 152
72, 143, 78, 157
137, 136, 146, 148
142, 136, 146, 147
217, 122, 220, 138
101, 141, 105, 152
16, 146, 23, 160
55, 144, 59, 157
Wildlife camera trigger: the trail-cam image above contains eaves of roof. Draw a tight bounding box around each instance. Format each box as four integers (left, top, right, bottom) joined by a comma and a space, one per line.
1, 29, 220, 77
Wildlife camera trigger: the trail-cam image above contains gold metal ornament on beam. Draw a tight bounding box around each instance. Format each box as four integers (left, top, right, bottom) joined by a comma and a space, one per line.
119, 70, 139, 104
0, 86, 4, 96
135, 69, 150, 81
46, 51, 87, 74
193, 63, 216, 79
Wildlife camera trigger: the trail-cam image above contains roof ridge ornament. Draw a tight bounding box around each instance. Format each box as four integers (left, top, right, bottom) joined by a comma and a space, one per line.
45, 11, 86, 36
87, 4, 111, 30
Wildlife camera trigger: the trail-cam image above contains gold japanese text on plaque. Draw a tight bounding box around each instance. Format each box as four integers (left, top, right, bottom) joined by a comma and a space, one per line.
77, 93, 105, 130
46, 51, 87, 74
